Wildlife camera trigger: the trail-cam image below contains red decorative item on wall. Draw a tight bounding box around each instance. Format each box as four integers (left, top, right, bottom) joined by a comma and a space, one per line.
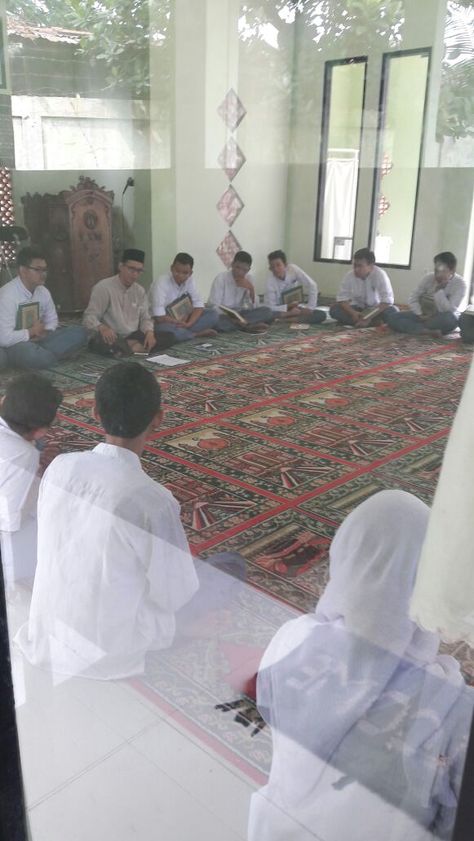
378, 194, 391, 218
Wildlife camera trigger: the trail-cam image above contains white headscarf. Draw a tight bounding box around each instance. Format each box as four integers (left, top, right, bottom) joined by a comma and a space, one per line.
316, 489, 439, 662
257, 491, 468, 813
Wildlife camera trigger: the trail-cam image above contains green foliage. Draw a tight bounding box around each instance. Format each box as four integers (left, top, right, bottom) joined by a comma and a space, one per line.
65, 0, 163, 99
437, 63, 474, 140
307, 0, 405, 49
7, 0, 172, 99
437, 1, 474, 140
239, 0, 405, 50
6, 0, 473, 138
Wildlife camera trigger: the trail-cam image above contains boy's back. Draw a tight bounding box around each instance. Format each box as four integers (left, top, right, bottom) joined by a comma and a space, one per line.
16, 443, 198, 679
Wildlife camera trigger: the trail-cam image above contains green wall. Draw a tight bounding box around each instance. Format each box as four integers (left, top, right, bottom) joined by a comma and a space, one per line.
285, 0, 473, 302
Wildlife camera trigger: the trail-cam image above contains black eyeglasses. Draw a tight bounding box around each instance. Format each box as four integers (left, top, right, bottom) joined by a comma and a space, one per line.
26, 265, 48, 274
123, 264, 144, 275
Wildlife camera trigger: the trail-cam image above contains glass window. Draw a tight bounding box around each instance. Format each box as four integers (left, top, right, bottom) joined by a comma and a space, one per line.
1, 3, 474, 840
371, 49, 431, 267
314, 57, 367, 262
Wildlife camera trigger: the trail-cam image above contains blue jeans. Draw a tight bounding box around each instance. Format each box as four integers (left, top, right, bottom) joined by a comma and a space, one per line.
216, 306, 274, 332
5, 325, 88, 369
296, 308, 327, 325
329, 303, 363, 325
385, 310, 457, 335
155, 308, 220, 342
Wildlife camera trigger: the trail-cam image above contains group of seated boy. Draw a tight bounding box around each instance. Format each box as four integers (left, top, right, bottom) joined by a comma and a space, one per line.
0, 245, 471, 369
81, 246, 327, 359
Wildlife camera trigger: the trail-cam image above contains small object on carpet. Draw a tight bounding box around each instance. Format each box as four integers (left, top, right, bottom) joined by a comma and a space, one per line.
215, 696, 266, 738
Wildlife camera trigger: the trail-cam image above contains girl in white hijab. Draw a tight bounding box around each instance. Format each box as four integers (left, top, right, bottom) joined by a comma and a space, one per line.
248, 490, 473, 841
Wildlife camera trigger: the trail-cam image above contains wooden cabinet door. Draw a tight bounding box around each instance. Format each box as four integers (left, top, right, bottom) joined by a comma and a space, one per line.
64, 177, 114, 310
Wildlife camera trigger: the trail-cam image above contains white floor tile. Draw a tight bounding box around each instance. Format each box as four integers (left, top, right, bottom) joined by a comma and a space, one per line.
61, 677, 159, 741
111, 678, 170, 722
6, 564, 254, 838
28, 742, 247, 841
15, 669, 126, 805
131, 719, 256, 837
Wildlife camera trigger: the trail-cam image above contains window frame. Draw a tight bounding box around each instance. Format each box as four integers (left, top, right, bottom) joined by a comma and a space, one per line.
369, 47, 432, 270
313, 55, 368, 265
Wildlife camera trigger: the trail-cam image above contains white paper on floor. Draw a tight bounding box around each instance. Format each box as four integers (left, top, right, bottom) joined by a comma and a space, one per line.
147, 354, 190, 366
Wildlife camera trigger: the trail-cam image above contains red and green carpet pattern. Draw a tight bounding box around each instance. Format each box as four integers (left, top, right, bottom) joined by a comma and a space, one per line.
2, 323, 473, 780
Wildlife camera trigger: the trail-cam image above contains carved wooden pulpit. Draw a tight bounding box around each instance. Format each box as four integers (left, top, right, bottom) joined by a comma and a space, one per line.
22, 177, 114, 311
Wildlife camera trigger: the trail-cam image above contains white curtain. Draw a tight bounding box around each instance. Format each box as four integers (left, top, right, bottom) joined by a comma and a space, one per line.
410, 355, 474, 644
321, 157, 358, 260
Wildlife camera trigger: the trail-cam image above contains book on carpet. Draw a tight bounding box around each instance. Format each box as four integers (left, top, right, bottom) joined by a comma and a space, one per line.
218, 305, 247, 325
281, 285, 304, 306
166, 293, 194, 321
16, 302, 40, 330
359, 306, 382, 323
419, 294, 438, 318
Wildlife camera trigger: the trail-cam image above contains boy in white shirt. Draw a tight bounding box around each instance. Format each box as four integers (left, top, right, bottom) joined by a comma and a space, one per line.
386, 252, 466, 337
0, 246, 87, 369
209, 251, 274, 332
149, 252, 219, 343
330, 248, 397, 327
265, 250, 326, 324
16, 363, 244, 678
0, 374, 62, 583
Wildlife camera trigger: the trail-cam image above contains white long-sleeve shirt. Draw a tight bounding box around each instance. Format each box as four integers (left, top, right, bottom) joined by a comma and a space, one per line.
148, 272, 204, 317
0, 417, 40, 532
208, 270, 256, 310
16, 443, 199, 679
408, 272, 466, 317
337, 266, 394, 308
265, 264, 318, 311
0, 276, 58, 348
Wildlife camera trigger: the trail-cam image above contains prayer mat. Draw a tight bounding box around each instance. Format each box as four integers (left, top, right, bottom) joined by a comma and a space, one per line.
2, 323, 473, 780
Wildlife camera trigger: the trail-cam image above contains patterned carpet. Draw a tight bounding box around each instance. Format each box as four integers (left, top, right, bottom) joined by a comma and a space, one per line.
2, 322, 473, 781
